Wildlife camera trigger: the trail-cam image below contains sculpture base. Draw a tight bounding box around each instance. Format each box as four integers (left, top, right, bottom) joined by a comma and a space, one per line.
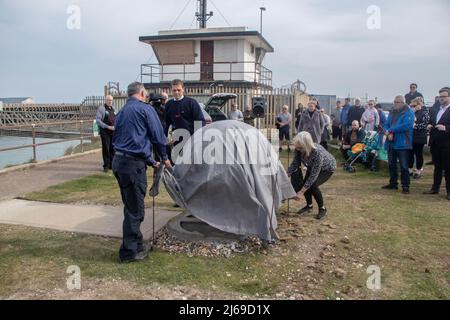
166, 213, 245, 242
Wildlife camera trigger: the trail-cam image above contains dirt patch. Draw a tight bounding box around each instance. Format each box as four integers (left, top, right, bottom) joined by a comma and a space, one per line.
5, 278, 245, 300
154, 227, 266, 258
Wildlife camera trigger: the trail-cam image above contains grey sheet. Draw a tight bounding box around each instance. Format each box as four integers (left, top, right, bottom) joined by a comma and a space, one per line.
162, 120, 296, 241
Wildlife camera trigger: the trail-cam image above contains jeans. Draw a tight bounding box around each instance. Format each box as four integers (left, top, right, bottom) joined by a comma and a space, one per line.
279, 125, 290, 142
112, 155, 147, 261
388, 146, 410, 189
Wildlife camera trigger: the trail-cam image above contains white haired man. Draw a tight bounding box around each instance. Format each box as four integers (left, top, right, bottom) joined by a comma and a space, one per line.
96, 95, 116, 172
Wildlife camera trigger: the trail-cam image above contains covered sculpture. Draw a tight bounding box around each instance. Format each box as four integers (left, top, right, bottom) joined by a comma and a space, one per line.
162, 120, 296, 241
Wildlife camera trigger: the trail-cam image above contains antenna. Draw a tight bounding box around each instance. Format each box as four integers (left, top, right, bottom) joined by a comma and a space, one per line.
196, 0, 214, 29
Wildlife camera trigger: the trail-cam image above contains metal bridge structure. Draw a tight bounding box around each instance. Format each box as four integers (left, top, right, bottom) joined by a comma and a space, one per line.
0, 98, 99, 126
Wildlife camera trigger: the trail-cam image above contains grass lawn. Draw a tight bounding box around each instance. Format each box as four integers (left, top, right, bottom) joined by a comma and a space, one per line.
64, 140, 101, 156
24, 171, 179, 211
1, 148, 449, 299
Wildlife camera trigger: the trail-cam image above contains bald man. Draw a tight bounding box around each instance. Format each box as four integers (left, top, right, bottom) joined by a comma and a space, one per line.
382, 95, 415, 194
96, 95, 116, 172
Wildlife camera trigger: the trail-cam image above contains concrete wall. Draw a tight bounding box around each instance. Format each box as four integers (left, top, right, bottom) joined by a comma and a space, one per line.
214, 39, 239, 81
243, 40, 257, 82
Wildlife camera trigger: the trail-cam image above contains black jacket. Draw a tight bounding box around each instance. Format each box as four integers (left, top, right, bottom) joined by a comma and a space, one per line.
343, 128, 366, 146
412, 109, 430, 145
164, 97, 205, 136
428, 104, 450, 148
405, 91, 424, 105
347, 106, 365, 126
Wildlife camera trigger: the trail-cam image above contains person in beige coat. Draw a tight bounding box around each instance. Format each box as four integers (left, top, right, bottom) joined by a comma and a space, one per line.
297, 101, 324, 144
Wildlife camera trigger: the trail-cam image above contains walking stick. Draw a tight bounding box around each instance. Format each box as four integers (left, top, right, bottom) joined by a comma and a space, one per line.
146, 166, 158, 253
151, 168, 156, 251
287, 139, 290, 215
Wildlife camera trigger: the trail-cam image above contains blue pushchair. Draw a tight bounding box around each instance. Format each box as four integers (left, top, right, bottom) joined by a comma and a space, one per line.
343, 131, 379, 173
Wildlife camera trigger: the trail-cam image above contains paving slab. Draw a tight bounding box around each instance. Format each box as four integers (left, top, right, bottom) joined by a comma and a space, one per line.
0, 199, 179, 239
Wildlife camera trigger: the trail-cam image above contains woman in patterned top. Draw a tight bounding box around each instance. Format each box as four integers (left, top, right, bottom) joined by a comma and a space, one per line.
409, 97, 430, 179
287, 131, 337, 220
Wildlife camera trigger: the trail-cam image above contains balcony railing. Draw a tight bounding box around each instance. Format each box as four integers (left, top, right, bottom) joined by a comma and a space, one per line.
141, 61, 273, 88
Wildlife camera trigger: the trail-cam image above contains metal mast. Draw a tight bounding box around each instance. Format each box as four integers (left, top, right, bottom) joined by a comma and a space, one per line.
196, 0, 213, 28
260, 6, 266, 34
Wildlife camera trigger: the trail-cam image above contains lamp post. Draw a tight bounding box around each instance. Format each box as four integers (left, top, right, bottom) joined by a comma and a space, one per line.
260, 7, 266, 34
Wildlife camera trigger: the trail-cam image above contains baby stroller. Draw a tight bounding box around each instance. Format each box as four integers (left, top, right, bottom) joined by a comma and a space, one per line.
343, 143, 366, 173
343, 131, 379, 173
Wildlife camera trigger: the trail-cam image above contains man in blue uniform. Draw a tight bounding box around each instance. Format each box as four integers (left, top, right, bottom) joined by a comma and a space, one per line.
112, 82, 171, 263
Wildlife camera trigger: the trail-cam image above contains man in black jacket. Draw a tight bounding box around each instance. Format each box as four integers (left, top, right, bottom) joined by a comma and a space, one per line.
164, 79, 205, 138
424, 88, 450, 200
347, 98, 365, 127
405, 83, 424, 106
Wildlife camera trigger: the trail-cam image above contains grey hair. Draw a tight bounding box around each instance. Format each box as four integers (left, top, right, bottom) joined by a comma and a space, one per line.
394, 95, 405, 103
293, 131, 316, 158
127, 82, 145, 97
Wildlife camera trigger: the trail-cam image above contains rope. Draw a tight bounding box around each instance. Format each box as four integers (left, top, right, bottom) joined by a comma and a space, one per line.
169, 0, 193, 30
209, 0, 232, 27
189, 14, 197, 29
135, 0, 192, 82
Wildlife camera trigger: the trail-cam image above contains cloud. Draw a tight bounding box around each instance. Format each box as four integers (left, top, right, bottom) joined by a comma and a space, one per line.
0, 0, 449, 102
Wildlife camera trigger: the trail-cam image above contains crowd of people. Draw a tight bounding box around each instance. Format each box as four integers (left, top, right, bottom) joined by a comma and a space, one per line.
275, 84, 449, 224
95, 81, 449, 262
282, 84, 449, 199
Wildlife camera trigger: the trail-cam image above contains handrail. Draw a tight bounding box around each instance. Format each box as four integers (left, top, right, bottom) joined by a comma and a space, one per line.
141, 60, 273, 87
0, 135, 94, 153
0, 120, 96, 162
0, 120, 95, 130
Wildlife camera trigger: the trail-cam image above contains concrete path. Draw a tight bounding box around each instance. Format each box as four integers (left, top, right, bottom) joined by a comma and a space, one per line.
0, 199, 179, 239
0, 151, 103, 201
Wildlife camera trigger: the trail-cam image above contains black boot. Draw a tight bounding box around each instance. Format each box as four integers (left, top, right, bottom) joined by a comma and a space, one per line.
119, 249, 149, 264
316, 207, 327, 220
423, 189, 439, 195
297, 204, 313, 216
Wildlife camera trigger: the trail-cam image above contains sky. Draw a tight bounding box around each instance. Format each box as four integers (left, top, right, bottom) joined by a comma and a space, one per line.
0, 0, 449, 103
